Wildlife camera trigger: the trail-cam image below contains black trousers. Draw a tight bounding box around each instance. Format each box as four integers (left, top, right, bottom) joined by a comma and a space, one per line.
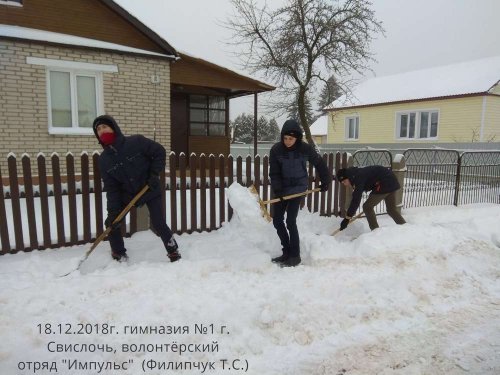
272, 197, 302, 258
108, 195, 174, 254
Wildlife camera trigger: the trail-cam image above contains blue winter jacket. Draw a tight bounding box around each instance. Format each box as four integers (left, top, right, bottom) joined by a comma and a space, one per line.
269, 120, 330, 196
92, 115, 165, 213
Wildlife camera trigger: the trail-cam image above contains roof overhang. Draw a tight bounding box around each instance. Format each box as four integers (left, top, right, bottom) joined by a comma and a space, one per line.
327, 92, 495, 111
0, 25, 176, 59
171, 52, 275, 98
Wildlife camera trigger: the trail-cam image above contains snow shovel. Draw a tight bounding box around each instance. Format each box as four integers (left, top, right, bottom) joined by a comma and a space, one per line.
249, 185, 321, 222
60, 184, 149, 277
331, 211, 364, 236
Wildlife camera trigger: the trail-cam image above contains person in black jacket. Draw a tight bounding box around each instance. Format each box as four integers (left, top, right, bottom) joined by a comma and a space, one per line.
336, 166, 406, 231
269, 119, 331, 267
92, 115, 181, 262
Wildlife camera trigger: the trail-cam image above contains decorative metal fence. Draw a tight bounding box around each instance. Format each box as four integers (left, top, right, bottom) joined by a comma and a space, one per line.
457, 151, 500, 205
403, 149, 500, 208
352, 150, 392, 168
0, 152, 344, 254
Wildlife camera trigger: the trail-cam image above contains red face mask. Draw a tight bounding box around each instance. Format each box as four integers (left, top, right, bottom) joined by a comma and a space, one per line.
99, 132, 116, 146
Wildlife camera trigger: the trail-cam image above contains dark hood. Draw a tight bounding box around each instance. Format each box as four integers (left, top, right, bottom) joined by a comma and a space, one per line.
336, 167, 358, 182
92, 115, 124, 148
280, 119, 303, 144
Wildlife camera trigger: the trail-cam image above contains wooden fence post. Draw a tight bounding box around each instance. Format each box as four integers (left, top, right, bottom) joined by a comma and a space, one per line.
0, 162, 11, 253
8, 154, 23, 251
37, 154, 51, 249
22, 154, 38, 250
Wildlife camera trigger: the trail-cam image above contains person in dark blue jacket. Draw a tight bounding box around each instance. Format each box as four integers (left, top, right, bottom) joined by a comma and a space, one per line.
269, 119, 331, 267
336, 166, 406, 231
92, 115, 181, 262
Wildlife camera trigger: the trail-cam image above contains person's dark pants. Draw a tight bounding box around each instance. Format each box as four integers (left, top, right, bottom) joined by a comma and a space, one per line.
272, 197, 302, 258
362, 191, 406, 230
108, 195, 174, 254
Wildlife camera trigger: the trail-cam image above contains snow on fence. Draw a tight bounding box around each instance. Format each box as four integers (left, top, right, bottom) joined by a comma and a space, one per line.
0, 152, 345, 253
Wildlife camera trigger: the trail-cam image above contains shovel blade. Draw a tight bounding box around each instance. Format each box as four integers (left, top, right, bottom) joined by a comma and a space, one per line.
249, 185, 272, 222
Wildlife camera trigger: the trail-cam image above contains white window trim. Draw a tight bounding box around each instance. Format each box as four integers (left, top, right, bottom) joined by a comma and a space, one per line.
46, 68, 104, 135
27, 57, 118, 73
0, 1, 23, 7
26, 57, 116, 135
395, 109, 440, 140
344, 115, 360, 141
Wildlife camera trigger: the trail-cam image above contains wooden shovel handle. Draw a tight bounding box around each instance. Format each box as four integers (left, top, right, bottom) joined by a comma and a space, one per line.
263, 187, 321, 205
331, 211, 364, 236
85, 184, 149, 256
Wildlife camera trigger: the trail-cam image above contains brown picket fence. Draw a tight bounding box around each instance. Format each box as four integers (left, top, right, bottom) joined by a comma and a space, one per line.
0, 152, 345, 254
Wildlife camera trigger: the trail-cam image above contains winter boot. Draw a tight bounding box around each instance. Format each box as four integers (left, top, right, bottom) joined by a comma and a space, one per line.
280, 256, 301, 267
111, 251, 128, 262
272, 248, 289, 263
271, 254, 289, 263
166, 237, 181, 262
167, 251, 181, 262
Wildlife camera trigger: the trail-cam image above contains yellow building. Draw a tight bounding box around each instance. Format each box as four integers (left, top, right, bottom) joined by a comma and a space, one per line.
309, 115, 328, 144
326, 56, 500, 145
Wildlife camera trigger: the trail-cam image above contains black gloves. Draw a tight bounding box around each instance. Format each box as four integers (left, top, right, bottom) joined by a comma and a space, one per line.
319, 183, 329, 192
147, 172, 160, 191
105, 211, 121, 230
339, 218, 350, 231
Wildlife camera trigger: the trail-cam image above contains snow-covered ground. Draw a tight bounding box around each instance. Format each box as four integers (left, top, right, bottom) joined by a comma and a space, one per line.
0, 184, 499, 374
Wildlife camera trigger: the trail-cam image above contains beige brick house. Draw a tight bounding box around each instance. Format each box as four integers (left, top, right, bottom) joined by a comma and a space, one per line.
0, 0, 273, 176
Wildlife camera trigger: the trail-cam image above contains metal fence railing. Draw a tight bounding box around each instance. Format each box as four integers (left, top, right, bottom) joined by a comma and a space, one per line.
457, 151, 500, 205
403, 149, 500, 208
403, 149, 461, 208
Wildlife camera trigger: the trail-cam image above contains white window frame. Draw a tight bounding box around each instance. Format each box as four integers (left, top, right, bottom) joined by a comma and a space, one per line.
26, 57, 117, 135
395, 109, 439, 140
344, 115, 360, 141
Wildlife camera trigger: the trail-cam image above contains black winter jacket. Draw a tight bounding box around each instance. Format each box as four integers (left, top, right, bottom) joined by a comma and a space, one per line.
269, 120, 331, 196
344, 166, 400, 217
93, 115, 165, 213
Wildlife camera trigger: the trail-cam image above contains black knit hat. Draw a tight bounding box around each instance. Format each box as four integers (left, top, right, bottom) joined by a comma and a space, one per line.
282, 130, 301, 138
336, 168, 349, 182
281, 119, 303, 140
92, 116, 115, 132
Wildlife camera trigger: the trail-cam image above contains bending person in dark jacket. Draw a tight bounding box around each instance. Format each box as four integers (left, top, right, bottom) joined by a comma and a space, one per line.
336, 166, 406, 231
269, 119, 331, 267
92, 114, 181, 262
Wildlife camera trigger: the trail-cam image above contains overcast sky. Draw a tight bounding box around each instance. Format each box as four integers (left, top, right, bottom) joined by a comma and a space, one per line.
114, 0, 500, 123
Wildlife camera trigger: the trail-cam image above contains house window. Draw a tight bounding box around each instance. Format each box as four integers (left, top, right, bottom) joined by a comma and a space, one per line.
27, 57, 117, 135
48, 70, 100, 132
189, 95, 227, 136
345, 116, 359, 140
396, 110, 438, 139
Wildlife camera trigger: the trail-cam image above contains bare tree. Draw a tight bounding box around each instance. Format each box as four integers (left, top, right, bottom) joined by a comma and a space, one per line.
225, 0, 384, 146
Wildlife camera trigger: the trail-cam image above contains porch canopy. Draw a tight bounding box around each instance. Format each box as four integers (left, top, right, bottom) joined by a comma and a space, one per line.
171, 52, 274, 97
171, 52, 275, 157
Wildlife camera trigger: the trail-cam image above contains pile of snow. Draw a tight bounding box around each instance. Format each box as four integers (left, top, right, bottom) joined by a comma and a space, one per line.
0, 195, 499, 374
